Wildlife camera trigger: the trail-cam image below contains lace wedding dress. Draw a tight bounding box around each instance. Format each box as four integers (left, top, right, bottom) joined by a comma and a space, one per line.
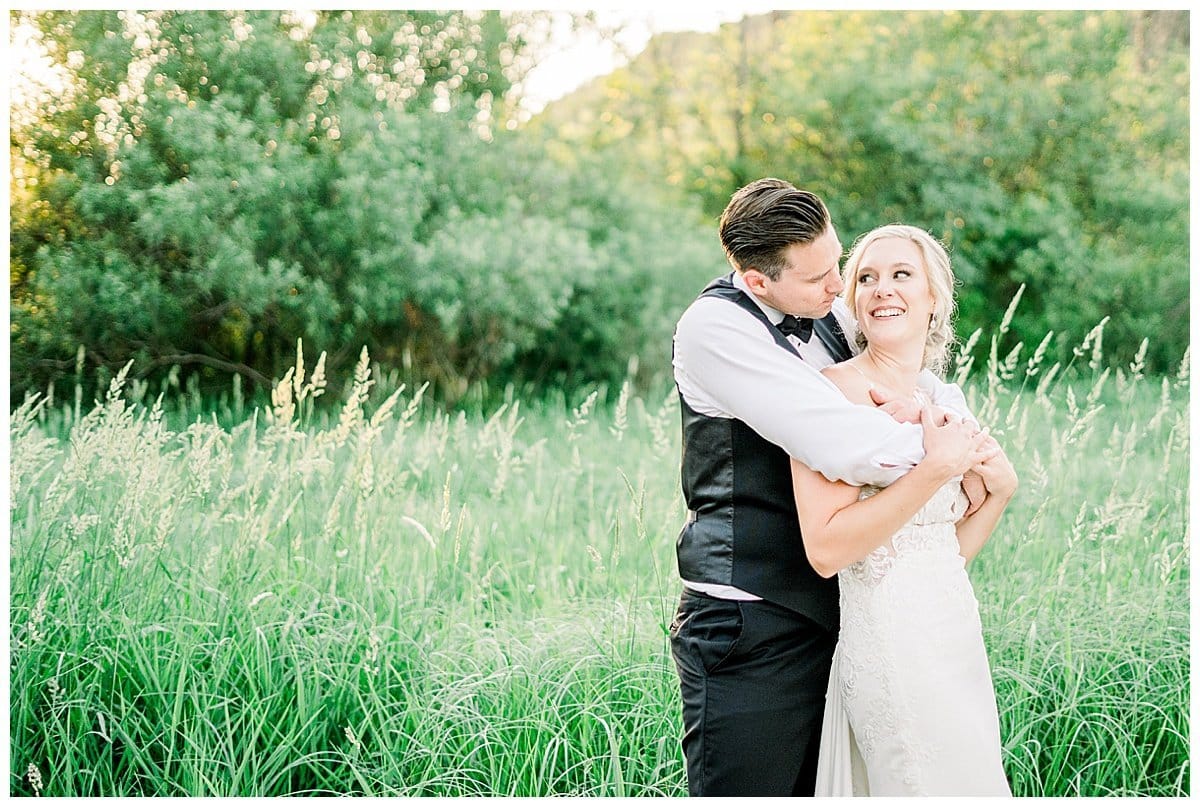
814, 478, 1011, 795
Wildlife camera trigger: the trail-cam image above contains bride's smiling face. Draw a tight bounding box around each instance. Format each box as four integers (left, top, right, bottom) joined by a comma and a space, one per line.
851, 237, 936, 347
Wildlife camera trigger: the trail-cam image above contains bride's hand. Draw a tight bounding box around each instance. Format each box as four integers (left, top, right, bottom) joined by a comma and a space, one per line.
961, 469, 987, 517
974, 439, 1018, 500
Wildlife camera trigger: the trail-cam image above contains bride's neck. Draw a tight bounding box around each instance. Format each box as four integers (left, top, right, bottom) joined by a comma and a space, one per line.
857, 345, 923, 394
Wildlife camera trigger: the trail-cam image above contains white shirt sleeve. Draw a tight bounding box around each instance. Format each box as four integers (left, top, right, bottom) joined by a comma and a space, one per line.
918, 370, 979, 426
673, 296, 927, 488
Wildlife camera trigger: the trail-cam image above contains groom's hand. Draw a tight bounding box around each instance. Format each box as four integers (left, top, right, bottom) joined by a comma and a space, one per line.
961, 470, 987, 517
868, 386, 923, 424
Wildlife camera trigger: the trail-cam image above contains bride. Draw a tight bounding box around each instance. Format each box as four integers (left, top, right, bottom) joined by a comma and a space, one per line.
790, 224, 1017, 795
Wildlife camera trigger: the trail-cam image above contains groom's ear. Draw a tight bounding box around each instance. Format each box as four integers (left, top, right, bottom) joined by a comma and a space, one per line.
741, 268, 769, 294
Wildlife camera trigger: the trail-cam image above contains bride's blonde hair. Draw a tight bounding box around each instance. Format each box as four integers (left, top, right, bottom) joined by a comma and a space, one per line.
841, 224, 958, 376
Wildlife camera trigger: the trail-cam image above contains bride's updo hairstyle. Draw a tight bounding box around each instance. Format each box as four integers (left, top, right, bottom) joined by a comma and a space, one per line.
841, 224, 958, 376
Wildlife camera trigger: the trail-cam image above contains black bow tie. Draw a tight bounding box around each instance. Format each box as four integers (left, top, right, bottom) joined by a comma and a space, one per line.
777, 314, 814, 343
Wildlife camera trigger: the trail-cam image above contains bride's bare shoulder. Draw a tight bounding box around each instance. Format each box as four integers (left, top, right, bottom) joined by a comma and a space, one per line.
821, 362, 875, 407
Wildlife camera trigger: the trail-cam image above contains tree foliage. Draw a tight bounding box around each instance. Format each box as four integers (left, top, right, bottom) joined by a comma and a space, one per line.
11, 10, 724, 401
535, 10, 1189, 372
12, 10, 1187, 403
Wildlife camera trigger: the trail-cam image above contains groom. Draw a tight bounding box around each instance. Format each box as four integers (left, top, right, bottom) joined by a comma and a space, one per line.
670, 178, 973, 796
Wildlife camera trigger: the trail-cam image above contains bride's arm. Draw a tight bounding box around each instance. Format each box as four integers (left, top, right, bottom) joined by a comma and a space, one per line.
954, 439, 1018, 562
794, 407, 990, 577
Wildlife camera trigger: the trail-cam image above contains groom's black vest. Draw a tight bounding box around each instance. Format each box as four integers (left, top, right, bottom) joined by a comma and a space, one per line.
676, 275, 853, 632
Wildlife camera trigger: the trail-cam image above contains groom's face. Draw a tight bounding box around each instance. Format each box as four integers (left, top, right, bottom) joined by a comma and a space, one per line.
747, 226, 845, 318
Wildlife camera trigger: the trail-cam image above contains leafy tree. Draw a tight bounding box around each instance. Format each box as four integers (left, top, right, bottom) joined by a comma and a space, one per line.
535, 10, 1188, 372
11, 10, 726, 403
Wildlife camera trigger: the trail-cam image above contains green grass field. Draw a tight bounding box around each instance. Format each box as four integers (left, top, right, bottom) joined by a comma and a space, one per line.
10, 335, 1190, 796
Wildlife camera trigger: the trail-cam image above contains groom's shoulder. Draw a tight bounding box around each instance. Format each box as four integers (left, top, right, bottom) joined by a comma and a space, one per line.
679, 281, 753, 321
682, 273, 740, 307
676, 289, 762, 345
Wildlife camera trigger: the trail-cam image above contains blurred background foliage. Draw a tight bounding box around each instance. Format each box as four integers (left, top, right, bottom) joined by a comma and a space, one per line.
10, 9, 1190, 405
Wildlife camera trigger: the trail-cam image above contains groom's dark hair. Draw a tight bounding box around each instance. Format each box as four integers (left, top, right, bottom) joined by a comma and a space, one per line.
719, 178, 831, 281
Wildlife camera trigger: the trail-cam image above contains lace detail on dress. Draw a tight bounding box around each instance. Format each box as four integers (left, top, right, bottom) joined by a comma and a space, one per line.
844, 479, 968, 587
836, 591, 933, 790
833, 478, 978, 793
817, 476, 1010, 796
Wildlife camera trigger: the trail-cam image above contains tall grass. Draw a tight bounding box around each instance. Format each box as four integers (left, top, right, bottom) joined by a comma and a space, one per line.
10, 327, 1189, 796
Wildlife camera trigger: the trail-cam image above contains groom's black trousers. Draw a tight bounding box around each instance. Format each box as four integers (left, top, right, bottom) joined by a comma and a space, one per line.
670, 589, 837, 797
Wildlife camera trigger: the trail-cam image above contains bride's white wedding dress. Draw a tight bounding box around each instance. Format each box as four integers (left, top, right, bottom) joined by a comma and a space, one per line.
814, 478, 1011, 796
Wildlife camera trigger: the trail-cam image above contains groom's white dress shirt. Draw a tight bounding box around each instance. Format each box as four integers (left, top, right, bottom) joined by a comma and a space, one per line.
673, 271, 972, 601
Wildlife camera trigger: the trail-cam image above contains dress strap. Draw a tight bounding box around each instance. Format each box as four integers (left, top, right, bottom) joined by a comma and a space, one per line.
846, 361, 933, 406
847, 362, 874, 386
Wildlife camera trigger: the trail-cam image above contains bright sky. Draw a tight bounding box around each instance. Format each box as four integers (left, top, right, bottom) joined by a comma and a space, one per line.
518, 7, 780, 112
9, 18, 65, 114
7, 7, 782, 119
